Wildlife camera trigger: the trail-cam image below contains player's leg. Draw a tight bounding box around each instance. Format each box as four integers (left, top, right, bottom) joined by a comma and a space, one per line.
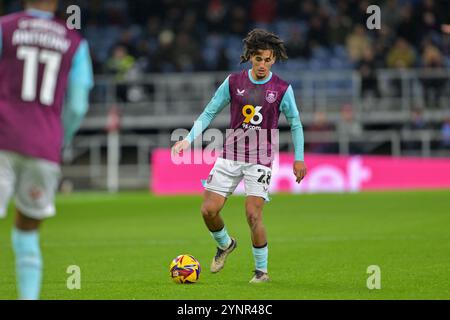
202, 158, 241, 272
201, 190, 235, 254
201, 190, 227, 233
245, 196, 267, 248
12, 156, 60, 300
243, 164, 271, 283
12, 210, 42, 300
245, 196, 270, 283
0, 151, 16, 219
202, 190, 238, 273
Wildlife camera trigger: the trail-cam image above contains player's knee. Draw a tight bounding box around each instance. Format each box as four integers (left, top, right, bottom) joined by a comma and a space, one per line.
201, 203, 220, 220
246, 208, 262, 228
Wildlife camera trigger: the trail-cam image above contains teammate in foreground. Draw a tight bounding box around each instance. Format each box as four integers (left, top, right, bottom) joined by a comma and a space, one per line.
0, 0, 93, 299
172, 29, 306, 283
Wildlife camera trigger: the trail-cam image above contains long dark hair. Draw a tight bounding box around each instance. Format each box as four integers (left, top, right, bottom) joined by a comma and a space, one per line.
240, 29, 288, 64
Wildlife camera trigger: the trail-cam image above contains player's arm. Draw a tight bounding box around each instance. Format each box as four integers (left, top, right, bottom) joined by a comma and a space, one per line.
280, 85, 307, 183
62, 40, 94, 147
172, 76, 231, 154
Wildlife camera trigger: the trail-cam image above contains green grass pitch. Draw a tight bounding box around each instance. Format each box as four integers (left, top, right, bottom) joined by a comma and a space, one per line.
1, 190, 449, 300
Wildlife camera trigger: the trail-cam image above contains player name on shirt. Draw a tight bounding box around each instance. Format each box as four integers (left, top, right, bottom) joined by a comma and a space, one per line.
12, 19, 71, 53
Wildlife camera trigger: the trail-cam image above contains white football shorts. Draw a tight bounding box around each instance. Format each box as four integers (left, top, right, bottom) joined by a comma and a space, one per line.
204, 157, 272, 201
0, 150, 61, 220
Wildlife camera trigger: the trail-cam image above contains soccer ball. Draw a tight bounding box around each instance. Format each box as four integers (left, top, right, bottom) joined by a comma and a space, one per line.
169, 254, 201, 284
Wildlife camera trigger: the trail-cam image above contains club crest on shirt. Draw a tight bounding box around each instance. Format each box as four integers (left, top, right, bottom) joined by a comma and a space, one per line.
265, 90, 278, 103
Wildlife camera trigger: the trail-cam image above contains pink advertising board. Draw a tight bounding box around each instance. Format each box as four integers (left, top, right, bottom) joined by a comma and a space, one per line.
151, 149, 450, 194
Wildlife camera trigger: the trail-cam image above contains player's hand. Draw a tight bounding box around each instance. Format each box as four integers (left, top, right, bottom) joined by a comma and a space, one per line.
293, 161, 307, 183
171, 139, 190, 156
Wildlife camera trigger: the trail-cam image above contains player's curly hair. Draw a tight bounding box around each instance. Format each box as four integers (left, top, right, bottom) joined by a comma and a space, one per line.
240, 29, 288, 64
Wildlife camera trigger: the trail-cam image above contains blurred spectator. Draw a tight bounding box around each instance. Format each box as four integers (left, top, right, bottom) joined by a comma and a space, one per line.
298, 0, 316, 22
406, 108, 428, 131
386, 38, 416, 69
442, 25, 450, 58
396, 4, 419, 45
286, 27, 308, 58
381, 0, 402, 31
386, 38, 416, 97
145, 16, 161, 40
206, 0, 228, 33
105, 45, 136, 102
306, 111, 336, 153
352, 0, 372, 26
216, 47, 230, 71
230, 5, 250, 36
416, 0, 442, 43
105, 45, 136, 80
152, 29, 176, 73
180, 10, 201, 37
441, 116, 450, 149
358, 46, 380, 100
403, 108, 428, 150
307, 15, 330, 49
173, 32, 201, 72
346, 24, 371, 63
372, 24, 395, 67
250, 0, 277, 26
419, 41, 447, 108
134, 39, 151, 71
329, 14, 352, 47
338, 104, 364, 154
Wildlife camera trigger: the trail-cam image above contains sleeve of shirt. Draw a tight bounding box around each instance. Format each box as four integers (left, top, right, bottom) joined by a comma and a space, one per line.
279, 85, 305, 161
185, 76, 231, 143
62, 40, 94, 146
